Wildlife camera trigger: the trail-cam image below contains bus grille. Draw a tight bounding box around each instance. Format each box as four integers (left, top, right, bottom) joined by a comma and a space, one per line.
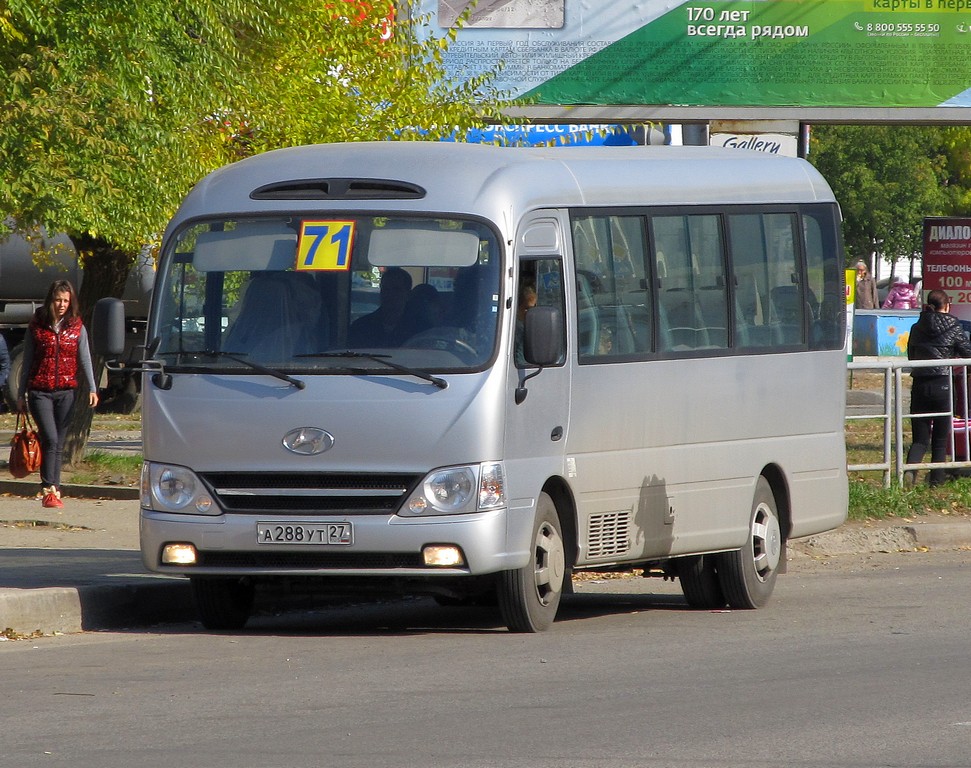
197, 551, 423, 569
198, 472, 422, 515
587, 511, 631, 559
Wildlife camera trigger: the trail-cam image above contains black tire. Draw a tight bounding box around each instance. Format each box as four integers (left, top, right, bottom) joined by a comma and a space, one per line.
4, 342, 24, 411
715, 477, 783, 609
496, 493, 565, 632
675, 555, 727, 609
191, 577, 255, 630
98, 370, 141, 414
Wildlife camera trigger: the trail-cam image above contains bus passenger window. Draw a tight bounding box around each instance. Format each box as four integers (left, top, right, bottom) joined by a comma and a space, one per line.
803, 209, 846, 350
653, 214, 727, 352
730, 213, 804, 349
572, 214, 653, 361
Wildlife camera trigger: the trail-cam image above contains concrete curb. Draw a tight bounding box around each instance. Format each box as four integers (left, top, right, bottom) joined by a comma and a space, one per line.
0, 479, 139, 501
790, 520, 971, 558
901, 522, 971, 550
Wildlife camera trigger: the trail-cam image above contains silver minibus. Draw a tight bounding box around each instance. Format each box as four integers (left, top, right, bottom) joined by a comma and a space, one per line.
95, 142, 848, 632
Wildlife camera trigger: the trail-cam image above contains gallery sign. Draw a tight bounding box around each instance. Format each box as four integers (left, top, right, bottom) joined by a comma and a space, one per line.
709, 132, 799, 156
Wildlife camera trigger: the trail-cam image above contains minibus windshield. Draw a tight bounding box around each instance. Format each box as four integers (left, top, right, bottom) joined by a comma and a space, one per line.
154, 216, 503, 373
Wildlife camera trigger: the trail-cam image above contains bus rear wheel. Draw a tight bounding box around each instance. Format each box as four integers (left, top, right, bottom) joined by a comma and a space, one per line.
496, 493, 565, 632
676, 555, 727, 609
715, 477, 782, 609
191, 576, 255, 630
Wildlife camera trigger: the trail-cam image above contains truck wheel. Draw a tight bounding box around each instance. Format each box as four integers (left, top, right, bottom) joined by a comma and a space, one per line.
675, 555, 727, 609
715, 477, 782, 609
496, 493, 565, 632
99, 370, 141, 414
4, 342, 24, 411
191, 577, 254, 630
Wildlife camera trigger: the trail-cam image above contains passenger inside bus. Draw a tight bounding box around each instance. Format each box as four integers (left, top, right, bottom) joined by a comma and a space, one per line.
446, 264, 498, 352
399, 282, 444, 341
768, 285, 806, 345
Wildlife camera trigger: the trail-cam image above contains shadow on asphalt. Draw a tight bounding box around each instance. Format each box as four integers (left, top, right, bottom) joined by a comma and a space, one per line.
154, 591, 694, 638
2, 550, 692, 636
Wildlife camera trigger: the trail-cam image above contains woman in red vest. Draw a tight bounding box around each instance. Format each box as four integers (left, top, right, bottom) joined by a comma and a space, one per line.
16, 280, 99, 508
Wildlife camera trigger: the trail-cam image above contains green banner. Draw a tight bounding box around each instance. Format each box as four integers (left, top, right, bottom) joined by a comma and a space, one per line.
423, 1, 971, 108
533, 1, 971, 107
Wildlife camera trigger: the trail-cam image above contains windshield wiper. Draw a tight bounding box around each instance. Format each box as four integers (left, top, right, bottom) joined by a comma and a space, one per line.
298, 350, 447, 389
202, 350, 305, 390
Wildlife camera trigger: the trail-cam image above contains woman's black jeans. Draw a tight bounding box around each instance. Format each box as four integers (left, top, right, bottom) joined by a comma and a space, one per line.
28, 389, 76, 490
906, 375, 952, 486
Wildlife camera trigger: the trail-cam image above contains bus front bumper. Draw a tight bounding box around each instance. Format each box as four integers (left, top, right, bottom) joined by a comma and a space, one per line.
139, 506, 530, 578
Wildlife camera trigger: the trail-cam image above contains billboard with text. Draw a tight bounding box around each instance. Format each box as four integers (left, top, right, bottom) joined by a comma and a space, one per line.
923, 217, 971, 323
423, 1, 971, 109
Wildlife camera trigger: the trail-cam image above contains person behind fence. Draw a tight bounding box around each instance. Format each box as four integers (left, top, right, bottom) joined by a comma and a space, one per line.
854, 261, 878, 310
16, 280, 99, 508
904, 289, 971, 487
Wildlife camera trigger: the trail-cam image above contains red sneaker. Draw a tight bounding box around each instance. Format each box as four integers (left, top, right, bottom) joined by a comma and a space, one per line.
42, 492, 63, 509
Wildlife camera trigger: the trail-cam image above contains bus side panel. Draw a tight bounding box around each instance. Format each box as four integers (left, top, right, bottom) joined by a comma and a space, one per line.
566, 350, 847, 566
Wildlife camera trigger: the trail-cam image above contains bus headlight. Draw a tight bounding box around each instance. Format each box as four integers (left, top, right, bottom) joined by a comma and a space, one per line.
424, 467, 475, 512
402, 462, 505, 516
142, 462, 217, 515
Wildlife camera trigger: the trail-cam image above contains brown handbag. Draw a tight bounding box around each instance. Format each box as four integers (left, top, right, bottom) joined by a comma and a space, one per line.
9, 412, 42, 478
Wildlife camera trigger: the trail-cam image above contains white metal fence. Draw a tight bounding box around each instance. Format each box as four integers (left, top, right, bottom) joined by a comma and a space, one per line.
847, 358, 971, 486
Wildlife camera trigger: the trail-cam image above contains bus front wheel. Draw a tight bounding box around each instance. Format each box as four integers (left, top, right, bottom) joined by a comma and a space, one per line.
496, 493, 565, 632
715, 477, 782, 609
191, 576, 255, 630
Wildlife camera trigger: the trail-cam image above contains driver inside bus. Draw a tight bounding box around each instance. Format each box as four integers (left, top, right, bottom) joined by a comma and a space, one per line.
514, 281, 537, 366
348, 267, 413, 348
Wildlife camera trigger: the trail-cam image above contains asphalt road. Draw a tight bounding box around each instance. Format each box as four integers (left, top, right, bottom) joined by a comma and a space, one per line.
2, 549, 969, 768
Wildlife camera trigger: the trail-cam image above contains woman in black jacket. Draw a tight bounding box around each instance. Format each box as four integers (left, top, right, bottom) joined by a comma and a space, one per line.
905, 289, 971, 486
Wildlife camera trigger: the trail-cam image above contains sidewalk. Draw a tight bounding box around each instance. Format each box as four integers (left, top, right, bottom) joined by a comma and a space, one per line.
0, 489, 195, 636
2, 480, 971, 637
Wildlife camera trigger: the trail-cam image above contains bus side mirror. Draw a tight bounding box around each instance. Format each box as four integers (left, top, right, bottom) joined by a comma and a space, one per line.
523, 305, 564, 367
92, 297, 127, 357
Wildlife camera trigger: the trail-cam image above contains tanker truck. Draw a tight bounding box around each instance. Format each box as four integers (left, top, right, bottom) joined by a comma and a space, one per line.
0, 227, 153, 413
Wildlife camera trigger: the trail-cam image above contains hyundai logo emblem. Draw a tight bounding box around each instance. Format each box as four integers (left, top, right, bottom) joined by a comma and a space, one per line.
282, 428, 335, 455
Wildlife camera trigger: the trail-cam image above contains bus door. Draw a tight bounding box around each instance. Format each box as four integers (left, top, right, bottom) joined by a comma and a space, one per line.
504, 214, 572, 497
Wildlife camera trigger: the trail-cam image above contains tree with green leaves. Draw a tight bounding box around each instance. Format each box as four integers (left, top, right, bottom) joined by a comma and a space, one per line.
235, 1, 510, 151
809, 125, 964, 277
1, 0, 508, 462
